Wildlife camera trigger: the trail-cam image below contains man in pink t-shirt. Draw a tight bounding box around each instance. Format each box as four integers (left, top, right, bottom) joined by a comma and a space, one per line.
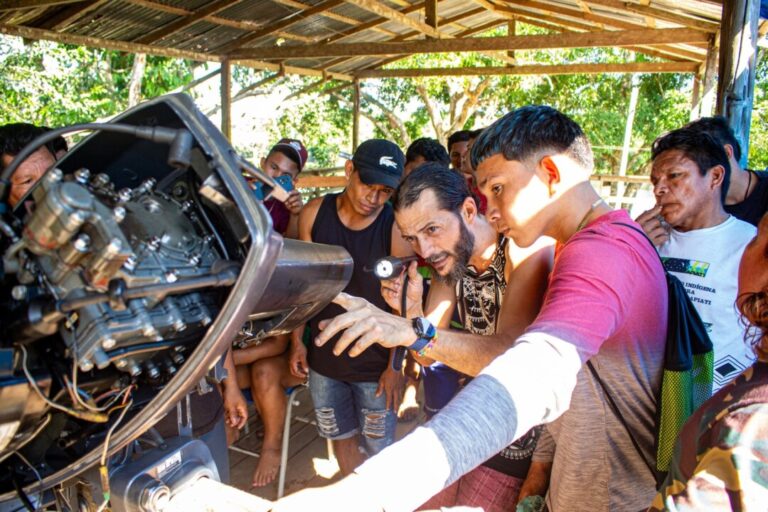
272, 106, 667, 512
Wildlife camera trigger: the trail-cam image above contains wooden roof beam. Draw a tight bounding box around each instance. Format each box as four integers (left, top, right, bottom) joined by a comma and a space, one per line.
495, 2, 706, 61
339, 0, 442, 38
0, 22, 353, 81
217, 0, 344, 53
123, 0, 317, 43
135, 0, 240, 45
37, 0, 109, 31
229, 28, 710, 60
580, 0, 720, 32
356, 61, 699, 78
270, 0, 399, 37
0, 0, 80, 10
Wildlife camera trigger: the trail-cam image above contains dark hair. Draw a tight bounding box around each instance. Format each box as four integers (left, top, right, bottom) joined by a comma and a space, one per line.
405, 138, 450, 166
468, 128, 484, 140
447, 130, 472, 150
470, 105, 594, 171
651, 128, 731, 202
0, 123, 55, 170
685, 116, 741, 162
394, 162, 470, 215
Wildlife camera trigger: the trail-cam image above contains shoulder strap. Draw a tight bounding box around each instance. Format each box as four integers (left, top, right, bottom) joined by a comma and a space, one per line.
586, 360, 657, 479
613, 221, 665, 268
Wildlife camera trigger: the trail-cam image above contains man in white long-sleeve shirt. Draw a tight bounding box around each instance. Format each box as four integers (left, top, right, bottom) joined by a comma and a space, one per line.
272, 106, 668, 512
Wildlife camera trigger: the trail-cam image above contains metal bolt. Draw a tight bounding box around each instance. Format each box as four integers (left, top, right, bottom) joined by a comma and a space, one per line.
115, 358, 128, 368
181, 201, 193, 212
173, 319, 186, 332
79, 359, 94, 372
113, 206, 126, 223
102, 338, 116, 350
201, 316, 212, 327
147, 237, 161, 251
188, 254, 201, 266
11, 286, 27, 301
74, 168, 91, 184
118, 188, 132, 203
170, 352, 184, 365
73, 234, 91, 252
123, 255, 138, 271
91, 173, 110, 188
165, 272, 178, 283
145, 361, 160, 380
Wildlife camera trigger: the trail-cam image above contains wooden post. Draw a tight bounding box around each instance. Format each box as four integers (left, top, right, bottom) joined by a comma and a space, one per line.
221, 58, 232, 140
690, 69, 702, 121
507, 19, 516, 64
617, 74, 640, 207
716, 0, 760, 167
699, 37, 718, 118
352, 79, 361, 151
425, 0, 438, 37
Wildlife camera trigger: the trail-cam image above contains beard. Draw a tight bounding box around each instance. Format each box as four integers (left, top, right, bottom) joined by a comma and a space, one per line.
429, 219, 475, 286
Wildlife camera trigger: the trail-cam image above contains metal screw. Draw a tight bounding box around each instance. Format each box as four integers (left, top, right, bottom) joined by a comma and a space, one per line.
79, 359, 94, 372
102, 338, 116, 350
73, 234, 91, 252
11, 286, 27, 301
113, 206, 126, 223
116, 359, 128, 368
74, 168, 91, 184
118, 188, 133, 203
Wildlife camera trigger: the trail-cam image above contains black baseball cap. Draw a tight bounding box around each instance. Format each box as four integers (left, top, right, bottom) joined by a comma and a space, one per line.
352, 139, 405, 189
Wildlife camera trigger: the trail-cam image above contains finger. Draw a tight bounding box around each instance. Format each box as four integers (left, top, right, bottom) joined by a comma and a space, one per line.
384, 385, 392, 410
375, 380, 383, 398
332, 292, 370, 311
635, 205, 661, 223
347, 328, 385, 358
329, 317, 378, 356
316, 309, 370, 347
407, 260, 420, 281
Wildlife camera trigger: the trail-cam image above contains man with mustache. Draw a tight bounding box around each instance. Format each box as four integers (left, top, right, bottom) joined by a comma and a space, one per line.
648, 128, 756, 391
381, 163, 554, 510
273, 106, 668, 512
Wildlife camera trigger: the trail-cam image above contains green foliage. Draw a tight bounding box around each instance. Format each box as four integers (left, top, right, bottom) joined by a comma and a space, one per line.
0, 37, 192, 127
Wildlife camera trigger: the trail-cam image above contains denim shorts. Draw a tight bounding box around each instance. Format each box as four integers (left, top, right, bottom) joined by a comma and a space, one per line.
308, 369, 396, 456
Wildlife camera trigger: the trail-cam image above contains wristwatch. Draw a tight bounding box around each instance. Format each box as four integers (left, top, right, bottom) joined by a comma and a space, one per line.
408, 317, 436, 352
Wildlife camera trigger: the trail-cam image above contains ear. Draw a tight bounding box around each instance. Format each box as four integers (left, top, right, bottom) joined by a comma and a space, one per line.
344, 160, 354, 180
461, 195, 478, 223
260, 156, 267, 171
540, 156, 561, 196
709, 164, 726, 190
723, 144, 734, 160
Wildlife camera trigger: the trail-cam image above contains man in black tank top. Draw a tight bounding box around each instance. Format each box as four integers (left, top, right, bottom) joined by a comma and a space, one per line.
288, 139, 414, 474
379, 164, 555, 510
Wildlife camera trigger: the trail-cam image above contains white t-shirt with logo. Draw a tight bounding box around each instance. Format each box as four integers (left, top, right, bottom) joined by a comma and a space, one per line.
658, 215, 757, 391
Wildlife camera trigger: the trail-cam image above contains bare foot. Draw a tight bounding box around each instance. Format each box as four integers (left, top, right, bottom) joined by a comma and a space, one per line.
397, 379, 420, 423
252, 447, 281, 487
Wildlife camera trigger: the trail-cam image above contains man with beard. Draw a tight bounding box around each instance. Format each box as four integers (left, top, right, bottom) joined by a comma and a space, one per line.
272, 106, 668, 512
380, 163, 554, 511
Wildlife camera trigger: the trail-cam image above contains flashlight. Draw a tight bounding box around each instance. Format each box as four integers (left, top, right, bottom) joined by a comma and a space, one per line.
372, 255, 419, 280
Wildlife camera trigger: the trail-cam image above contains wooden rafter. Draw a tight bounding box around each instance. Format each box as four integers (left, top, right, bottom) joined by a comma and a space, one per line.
0, 0, 80, 10
135, 0, 241, 45
494, 2, 706, 61
322, 7, 512, 73
38, 0, 109, 31
122, 0, 315, 43
0, 22, 353, 81
355, 61, 699, 78
216, 0, 344, 54
270, 0, 399, 38
582, 0, 720, 32
339, 0, 443, 38
229, 27, 710, 60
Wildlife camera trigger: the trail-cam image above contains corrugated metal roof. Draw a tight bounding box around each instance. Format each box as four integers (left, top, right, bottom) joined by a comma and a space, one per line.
0, 0, 726, 80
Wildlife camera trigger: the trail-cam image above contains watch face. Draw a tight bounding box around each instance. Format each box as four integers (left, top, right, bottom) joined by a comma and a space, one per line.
413, 317, 429, 338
